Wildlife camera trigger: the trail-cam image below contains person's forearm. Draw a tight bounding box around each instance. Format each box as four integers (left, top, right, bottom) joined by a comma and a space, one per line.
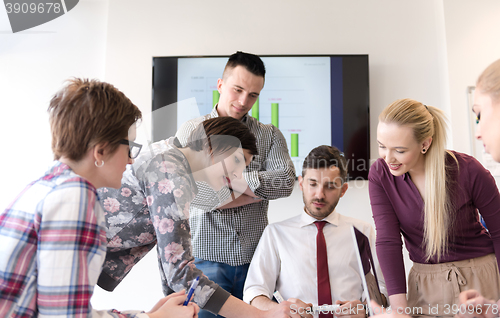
389, 294, 408, 311
218, 296, 264, 318
249, 169, 295, 200
250, 295, 278, 311
218, 295, 295, 318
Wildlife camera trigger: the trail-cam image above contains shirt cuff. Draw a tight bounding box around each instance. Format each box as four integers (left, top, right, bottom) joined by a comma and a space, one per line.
97, 270, 119, 292
244, 170, 260, 194
203, 285, 231, 314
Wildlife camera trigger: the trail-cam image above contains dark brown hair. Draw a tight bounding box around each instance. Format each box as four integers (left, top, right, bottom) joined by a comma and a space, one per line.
302, 145, 347, 182
48, 78, 142, 161
223, 51, 266, 80
186, 117, 258, 156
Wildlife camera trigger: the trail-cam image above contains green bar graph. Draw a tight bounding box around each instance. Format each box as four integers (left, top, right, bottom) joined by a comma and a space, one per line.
271, 103, 279, 128
213, 90, 220, 108
291, 134, 299, 157
251, 97, 259, 121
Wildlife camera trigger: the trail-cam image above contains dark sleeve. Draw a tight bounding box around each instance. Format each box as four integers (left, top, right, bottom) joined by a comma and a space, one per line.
368, 160, 407, 296
468, 157, 500, 271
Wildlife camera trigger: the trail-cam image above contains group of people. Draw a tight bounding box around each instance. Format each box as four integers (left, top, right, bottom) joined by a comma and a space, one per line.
1, 51, 500, 318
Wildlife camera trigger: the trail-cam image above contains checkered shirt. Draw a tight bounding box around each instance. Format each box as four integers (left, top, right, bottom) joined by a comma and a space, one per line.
175, 107, 296, 266
0, 161, 147, 318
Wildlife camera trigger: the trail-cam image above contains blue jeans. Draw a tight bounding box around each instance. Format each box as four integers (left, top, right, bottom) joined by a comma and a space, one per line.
194, 258, 250, 318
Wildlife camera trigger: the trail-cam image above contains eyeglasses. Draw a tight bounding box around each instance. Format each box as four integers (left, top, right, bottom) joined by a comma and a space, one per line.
119, 139, 142, 159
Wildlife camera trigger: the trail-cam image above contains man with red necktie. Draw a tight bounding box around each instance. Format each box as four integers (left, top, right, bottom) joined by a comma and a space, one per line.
243, 146, 387, 318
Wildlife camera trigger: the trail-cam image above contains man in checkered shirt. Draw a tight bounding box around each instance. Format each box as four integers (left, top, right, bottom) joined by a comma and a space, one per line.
175, 51, 296, 318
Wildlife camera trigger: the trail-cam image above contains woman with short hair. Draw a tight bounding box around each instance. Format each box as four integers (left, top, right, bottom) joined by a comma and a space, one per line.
0, 78, 198, 318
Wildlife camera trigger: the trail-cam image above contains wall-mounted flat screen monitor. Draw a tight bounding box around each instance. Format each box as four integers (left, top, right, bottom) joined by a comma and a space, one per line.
152, 55, 369, 179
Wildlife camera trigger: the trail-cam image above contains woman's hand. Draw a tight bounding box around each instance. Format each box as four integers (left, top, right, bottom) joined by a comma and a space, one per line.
455, 289, 499, 318
147, 290, 200, 318
369, 300, 410, 318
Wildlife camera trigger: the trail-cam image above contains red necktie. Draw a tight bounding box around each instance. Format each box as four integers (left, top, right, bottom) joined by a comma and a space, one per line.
315, 221, 333, 318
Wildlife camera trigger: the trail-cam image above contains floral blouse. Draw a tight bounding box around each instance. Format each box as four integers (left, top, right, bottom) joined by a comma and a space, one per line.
96, 137, 228, 311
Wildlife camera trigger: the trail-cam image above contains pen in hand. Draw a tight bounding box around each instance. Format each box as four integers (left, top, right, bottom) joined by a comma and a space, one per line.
273, 291, 285, 303
183, 276, 200, 306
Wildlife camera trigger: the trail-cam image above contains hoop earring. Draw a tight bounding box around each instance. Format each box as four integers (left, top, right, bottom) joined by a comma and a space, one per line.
95, 160, 105, 167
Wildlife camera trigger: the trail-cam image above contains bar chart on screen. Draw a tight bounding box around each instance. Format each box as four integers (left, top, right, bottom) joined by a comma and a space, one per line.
177, 56, 332, 174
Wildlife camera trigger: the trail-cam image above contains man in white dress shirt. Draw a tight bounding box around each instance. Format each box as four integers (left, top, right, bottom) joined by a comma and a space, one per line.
243, 145, 387, 318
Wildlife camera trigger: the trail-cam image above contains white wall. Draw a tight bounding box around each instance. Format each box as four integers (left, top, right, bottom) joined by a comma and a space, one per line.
2, 0, 500, 313
443, 0, 500, 187
444, 0, 500, 155
0, 0, 109, 209
103, 0, 451, 161
93, 0, 451, 311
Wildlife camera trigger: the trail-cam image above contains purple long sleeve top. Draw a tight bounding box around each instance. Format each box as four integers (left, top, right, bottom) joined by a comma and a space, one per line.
369, 151, 500, 296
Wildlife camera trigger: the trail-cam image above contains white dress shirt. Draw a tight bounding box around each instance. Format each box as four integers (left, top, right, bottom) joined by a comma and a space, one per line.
243, 209, 387, 308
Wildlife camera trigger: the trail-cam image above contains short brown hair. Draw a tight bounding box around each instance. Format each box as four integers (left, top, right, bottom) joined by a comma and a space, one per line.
302, 145, 347, 182
48, 78, 142, 161
186, 117, 258, 156
222, 51, 266, 80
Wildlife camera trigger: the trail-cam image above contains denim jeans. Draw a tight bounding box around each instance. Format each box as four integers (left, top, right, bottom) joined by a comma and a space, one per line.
194, 258, 250, 318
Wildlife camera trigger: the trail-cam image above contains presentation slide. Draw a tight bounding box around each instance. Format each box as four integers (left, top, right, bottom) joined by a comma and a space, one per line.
177, 56, 332, 174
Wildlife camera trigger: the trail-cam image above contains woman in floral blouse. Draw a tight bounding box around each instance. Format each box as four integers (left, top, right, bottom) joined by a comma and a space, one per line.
97, 117, 293, 318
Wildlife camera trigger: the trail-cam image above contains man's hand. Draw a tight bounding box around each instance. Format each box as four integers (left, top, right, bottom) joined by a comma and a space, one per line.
455, 289, 499, 318
250, 295, 312, 318
260, 300, 312, 318
335, 300, 365, 318
287, 298, 313, 318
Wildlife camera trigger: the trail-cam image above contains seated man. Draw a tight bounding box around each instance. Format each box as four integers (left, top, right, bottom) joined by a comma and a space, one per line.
243, 145, 387, 318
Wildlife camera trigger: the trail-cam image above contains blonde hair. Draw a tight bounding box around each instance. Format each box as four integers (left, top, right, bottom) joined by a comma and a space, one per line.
379, 98, 456, 261
477, 59, 500, 103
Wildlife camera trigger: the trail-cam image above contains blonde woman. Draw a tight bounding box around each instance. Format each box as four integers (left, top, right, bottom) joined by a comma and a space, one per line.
369, 98, 500, 317
453, 59, 500, 318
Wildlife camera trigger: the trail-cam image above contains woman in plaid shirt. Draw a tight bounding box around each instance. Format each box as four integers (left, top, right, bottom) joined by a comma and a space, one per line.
0, 78, 199, 318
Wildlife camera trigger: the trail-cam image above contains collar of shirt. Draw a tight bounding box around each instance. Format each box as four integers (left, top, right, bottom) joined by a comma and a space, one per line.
47, 161, 71, 178
298, 209, 340, 228
212, 104, 249, 123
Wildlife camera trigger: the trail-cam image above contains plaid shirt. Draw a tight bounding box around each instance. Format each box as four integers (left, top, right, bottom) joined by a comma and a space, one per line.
0, 161, 147, 318
175, 107, 296, 266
